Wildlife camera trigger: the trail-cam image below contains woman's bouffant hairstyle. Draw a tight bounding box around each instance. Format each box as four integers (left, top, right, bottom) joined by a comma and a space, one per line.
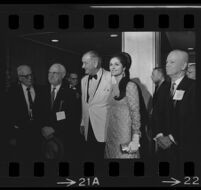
111, 52, 132, 101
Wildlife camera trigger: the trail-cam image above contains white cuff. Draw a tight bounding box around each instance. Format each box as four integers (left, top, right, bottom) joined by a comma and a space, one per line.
153, 133, 163, 141
168, 134, 176, 144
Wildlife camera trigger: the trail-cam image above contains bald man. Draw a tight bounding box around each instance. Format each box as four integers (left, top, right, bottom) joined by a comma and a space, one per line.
6, 65, 42, 161
39, 63, 78, 161
152, 50, 196, 175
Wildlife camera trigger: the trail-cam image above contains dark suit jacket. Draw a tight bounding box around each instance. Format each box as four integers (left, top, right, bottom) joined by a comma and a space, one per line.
151, 80, 170, 136
5, 83, 43, 159
68, 84, 81, 125
152, 76, 196, 159
38, 83, 78, 150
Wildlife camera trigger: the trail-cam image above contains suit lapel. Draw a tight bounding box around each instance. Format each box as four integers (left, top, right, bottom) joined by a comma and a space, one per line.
84, 76, 89, 103
173, 76, 188, 108
52, 83, 66, 112
18, 84, 30, 115
91, 69, 104, 101
176, 76, 188, 91
91, 69, 106, 103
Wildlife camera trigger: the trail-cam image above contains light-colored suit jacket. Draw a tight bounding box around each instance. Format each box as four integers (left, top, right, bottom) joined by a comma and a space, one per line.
81, 69, 112, 142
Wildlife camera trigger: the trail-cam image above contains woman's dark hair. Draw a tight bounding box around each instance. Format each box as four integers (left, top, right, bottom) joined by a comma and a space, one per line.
111, 52, 132, 101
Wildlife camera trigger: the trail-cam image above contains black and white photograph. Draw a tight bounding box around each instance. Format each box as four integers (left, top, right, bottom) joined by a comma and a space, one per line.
0, 4, 200, 187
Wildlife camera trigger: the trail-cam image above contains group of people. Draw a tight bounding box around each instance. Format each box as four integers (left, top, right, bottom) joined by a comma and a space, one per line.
0, 49, 196, 174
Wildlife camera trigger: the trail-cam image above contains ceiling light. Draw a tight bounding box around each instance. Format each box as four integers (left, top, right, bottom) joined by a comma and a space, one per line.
110, 34, 118, 37
188, 48, 194, 50
51, 39, 59, 42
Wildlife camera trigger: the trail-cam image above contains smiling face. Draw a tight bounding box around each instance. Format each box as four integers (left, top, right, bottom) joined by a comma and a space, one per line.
18, 65, 33, 87
82, 53, 98, 75
166, 50, 188, 79
48, 64, 65, 86
109, 57, 125, 77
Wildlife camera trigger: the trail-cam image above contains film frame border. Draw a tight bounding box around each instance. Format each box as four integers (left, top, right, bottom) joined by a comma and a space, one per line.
0, 4, 200, 187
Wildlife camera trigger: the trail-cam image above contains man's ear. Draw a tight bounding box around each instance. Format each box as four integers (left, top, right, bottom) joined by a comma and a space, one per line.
182, 62, 188, 71
62, 73, 66, 79
93, 58, 99, 68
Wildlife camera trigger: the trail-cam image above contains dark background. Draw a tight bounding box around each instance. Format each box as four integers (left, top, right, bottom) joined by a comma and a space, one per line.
0, 31, 195, 92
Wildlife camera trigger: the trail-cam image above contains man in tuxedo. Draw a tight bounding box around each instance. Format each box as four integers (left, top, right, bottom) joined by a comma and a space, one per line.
153, 50, 196, 176
40, 63, 78, 161
80, 50, 112, 161
6, 65, 42, 161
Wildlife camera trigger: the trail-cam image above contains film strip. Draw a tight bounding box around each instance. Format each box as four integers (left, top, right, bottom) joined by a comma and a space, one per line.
0, 3, 200, 187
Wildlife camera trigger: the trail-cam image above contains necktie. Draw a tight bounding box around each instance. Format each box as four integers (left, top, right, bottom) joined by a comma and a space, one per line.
27, 87, 34, 110
170, 82, 176, 97
51, 87, 56, 109
89, 74, 97, 80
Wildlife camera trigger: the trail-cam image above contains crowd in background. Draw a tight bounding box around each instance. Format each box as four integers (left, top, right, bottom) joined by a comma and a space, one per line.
0, 49, 196, 176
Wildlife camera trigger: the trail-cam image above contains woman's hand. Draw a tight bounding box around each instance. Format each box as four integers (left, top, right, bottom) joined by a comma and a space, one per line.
128, 134, 140, 153
128, 141, 140, 154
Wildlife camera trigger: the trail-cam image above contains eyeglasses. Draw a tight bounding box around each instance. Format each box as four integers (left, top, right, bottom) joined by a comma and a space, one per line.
18, 74, 32, 79
48, 72, 61, 75
70, 77, 78, 80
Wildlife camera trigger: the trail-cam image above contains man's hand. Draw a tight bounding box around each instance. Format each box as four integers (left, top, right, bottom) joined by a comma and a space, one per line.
157, 136, 173, 150
41, 126, 55, 139
80, 125, 85, 135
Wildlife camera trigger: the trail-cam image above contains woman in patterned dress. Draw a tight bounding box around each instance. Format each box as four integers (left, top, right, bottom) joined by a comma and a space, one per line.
105, 52, 141, 159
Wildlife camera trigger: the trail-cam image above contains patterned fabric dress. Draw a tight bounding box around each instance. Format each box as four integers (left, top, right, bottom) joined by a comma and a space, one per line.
105, 81, 141, 159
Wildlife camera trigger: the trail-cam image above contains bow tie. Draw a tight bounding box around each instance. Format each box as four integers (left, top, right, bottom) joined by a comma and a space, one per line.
89, 74, 97, 80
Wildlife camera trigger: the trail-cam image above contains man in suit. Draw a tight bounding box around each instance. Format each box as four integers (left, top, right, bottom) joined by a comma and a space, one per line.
153, 50, 196, 176
6, 65, 42, 161
67, 72, 81, 120
67, 72, 83, 143
186, 63, 196, 80
80, 50, 112, 161
151, 67, 167, 108
40, 63, 78, 161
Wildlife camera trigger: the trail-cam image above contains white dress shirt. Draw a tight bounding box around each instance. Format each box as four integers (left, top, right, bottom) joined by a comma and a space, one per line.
51, 84, 61, 100
171, 75, 185, 96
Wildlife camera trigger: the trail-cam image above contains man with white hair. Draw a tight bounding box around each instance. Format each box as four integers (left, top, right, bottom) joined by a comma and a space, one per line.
80, 51, 112, 161
6, 65, 42, 161
39, 63, 77, 161
153, 50, 196, 175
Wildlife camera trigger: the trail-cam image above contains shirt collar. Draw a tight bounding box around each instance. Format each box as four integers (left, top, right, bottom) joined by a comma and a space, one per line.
96, 68, 102, 79
51, 83, 61, 91
173, 75, 185, 87
21, 83, 33, 91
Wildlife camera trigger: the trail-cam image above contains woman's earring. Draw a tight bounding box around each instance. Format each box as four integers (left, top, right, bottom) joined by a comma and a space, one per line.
122, 71, 125, 77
